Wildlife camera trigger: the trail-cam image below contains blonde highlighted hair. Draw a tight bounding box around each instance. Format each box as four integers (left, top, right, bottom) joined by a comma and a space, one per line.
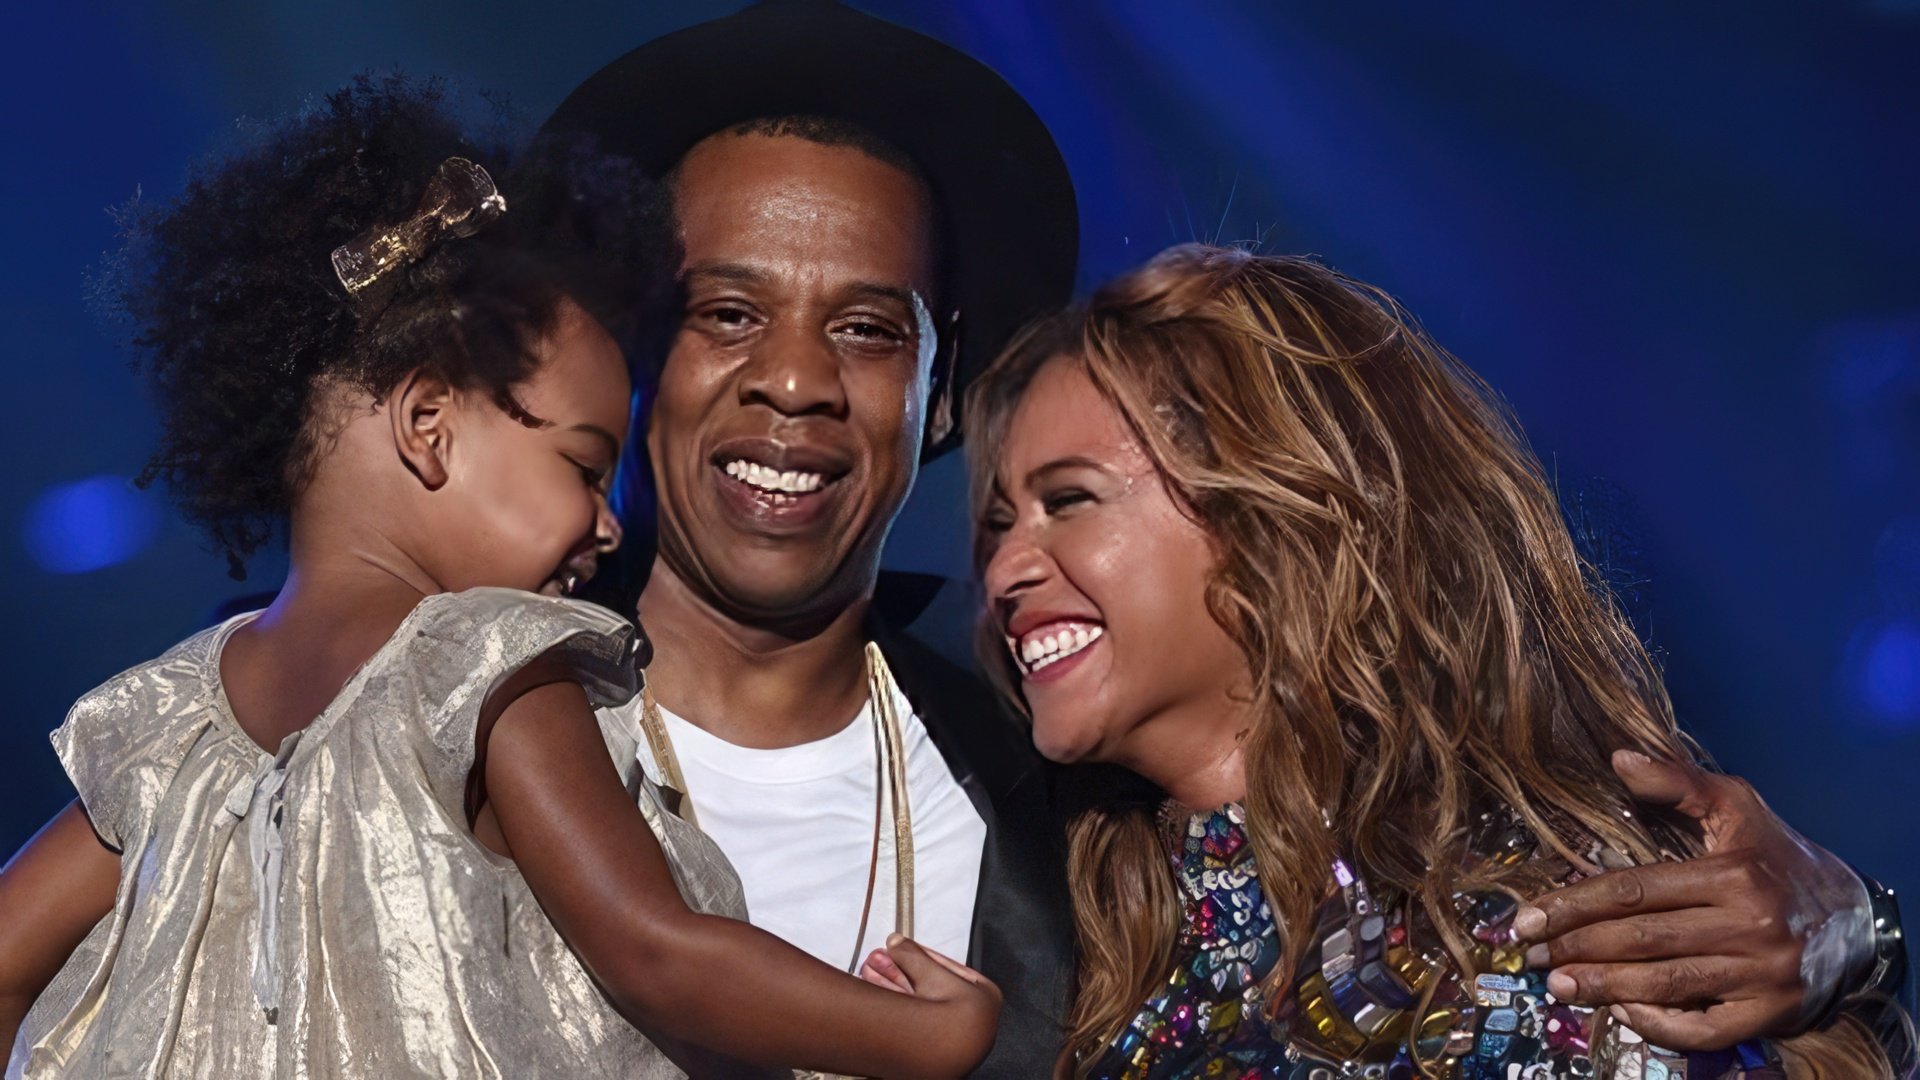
965, 245, 1894, 1076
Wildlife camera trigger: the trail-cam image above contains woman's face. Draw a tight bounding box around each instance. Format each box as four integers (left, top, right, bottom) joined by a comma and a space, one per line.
979, 357, 1248, 766
434, 299, 630, 596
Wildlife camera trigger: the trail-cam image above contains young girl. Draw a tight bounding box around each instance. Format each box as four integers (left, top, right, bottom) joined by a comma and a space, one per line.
0, 78, 996, 1078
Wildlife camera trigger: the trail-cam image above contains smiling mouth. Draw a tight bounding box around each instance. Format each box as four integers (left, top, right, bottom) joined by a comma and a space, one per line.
540, 555, 598, 597
1008, 620, 1105, 675
719, 458, 834, 502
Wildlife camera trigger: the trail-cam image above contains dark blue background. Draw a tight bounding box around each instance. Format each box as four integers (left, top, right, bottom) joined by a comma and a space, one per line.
3, 3, 1914, 908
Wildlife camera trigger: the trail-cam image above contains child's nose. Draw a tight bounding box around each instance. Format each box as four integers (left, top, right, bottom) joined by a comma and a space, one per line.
594, 497, 623, 554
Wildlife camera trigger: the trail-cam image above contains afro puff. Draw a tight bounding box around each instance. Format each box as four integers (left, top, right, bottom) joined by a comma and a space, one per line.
115, 73, 672, 577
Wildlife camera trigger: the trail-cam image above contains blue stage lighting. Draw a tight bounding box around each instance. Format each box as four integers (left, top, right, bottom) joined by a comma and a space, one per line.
21, 476, 162, 575
1851, 618, 1920, 729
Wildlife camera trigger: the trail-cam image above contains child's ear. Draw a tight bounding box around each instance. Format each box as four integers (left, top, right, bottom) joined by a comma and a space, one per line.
392, 370, 456, 490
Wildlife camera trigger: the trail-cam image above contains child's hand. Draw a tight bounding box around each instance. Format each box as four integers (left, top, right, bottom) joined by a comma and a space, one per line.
858, 947, 911, 994
859, 934, 1001, 1073
858, 935, 988, 997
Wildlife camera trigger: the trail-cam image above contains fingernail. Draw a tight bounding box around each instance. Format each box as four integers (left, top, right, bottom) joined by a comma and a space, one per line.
1524, 943, 1551, 969
1617, 749, 1652, 767
1513, 906, 1546, 938
886, 932, 904, 947
1609, 1004, 1631, 1026
1546, 970, 1578, 999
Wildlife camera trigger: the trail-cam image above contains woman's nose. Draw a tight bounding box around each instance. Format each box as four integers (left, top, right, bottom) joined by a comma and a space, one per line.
983, 529, 1052, 604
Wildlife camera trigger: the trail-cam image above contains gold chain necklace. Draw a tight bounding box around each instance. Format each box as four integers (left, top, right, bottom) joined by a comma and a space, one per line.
637, 642, 915, 972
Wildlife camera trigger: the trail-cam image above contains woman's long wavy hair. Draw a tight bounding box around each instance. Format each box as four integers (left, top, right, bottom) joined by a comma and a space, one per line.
965, 245, 1892, 1077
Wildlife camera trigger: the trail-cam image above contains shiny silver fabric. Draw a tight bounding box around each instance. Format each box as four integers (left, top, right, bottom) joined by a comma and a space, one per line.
11, 588, 747, 1079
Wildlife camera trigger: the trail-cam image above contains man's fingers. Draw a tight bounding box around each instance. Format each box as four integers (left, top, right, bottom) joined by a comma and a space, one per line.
1516, 858, 1747, 941
1534, 907, 1750, 969
1549, 956, 1751, 1010
1607, 1000, 1772, 1052
1610, 750, 1715, 816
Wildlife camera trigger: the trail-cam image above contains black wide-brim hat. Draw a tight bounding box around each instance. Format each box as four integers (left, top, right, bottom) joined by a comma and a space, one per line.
541, 0, 1079, 453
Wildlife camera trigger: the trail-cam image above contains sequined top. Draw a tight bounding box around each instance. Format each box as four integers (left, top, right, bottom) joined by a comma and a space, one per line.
10, 588, 748, 1080
1087, 803, 1784, 1080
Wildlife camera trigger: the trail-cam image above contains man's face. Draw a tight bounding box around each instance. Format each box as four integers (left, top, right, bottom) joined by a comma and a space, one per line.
649, 131, 939, 624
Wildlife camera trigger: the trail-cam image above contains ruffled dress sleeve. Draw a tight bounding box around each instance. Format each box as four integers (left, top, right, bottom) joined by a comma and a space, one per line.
393, 587, 747, 911
50, 625, 235, 853
395, 587, 645, 816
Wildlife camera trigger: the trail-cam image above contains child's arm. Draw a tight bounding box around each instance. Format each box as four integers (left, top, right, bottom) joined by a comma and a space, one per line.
0, 802, 120, 1051
477, 671, 1001, 1079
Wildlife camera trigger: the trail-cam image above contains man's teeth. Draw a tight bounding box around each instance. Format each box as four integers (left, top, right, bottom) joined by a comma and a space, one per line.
723, 460, 826, 494
1012, 624, 1104, 673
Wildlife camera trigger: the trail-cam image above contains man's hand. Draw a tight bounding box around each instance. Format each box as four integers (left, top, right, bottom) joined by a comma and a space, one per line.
1513, 750, 1872, 1050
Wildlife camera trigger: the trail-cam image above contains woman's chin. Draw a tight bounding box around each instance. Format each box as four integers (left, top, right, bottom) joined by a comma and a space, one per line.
1030, 716, 1107, 765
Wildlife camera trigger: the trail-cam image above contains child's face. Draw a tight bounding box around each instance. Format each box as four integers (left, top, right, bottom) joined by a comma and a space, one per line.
433, 299, 631, 596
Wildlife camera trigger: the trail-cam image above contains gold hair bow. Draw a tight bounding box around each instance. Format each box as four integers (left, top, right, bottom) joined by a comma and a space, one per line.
330, 156, 507, 300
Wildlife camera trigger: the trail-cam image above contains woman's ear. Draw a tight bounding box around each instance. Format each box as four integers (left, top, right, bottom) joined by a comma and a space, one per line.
392, 370, 456, 490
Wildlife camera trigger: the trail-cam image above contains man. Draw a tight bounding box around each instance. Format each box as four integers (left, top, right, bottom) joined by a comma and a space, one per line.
543, 3, 1906, 1074
543, 5, 1079, 1072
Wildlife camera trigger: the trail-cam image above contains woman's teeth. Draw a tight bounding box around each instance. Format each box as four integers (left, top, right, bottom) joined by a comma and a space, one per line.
1013, 624, 1104, 673
723, 459, 826, 494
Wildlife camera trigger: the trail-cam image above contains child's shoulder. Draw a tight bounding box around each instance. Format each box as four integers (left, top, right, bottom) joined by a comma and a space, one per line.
54, 613, 254, 850
65, 613, 245, 728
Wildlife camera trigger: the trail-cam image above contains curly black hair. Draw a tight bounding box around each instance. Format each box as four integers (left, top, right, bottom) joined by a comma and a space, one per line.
117, 74, 671, 577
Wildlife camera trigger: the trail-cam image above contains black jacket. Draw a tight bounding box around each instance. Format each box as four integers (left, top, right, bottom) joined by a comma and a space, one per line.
870, 572, 1075, 1078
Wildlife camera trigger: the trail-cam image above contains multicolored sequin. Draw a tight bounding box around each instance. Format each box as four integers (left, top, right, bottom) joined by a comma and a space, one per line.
1085, 804, 1785, 1080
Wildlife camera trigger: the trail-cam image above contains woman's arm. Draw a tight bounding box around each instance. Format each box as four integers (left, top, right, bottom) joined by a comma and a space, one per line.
0, 801, 120, 1050
478, 674, 1000, 1079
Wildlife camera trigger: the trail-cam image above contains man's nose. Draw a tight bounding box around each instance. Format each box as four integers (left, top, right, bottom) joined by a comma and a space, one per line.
740, 323, 849, 419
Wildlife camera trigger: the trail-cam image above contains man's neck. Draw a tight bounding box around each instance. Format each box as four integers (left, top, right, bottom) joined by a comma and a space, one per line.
636, 559, 876, 749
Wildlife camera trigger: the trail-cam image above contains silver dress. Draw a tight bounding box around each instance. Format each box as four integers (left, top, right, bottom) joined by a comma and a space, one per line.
10, 588, 747, 1079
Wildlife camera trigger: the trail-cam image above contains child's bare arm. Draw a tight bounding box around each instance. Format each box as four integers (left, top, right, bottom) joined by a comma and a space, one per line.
478, 674, 1000, 1079
0, 802, 119, 1050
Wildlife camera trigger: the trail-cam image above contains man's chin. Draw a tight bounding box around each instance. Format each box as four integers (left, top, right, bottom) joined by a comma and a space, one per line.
655, 523, 879, 628
710, 569, 861, 626
666, 540, 861, 622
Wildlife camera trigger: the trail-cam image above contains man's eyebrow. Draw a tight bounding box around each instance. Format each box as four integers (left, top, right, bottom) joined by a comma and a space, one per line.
684, 263, 923, 310
842, 281, 920, 309
682, 263, 771, 288
569, 423, 621, 457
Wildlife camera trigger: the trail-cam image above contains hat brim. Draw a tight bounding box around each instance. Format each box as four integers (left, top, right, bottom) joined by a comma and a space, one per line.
541, 1, 1079, 455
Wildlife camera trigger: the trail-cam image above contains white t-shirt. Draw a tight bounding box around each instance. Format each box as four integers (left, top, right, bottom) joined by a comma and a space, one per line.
619, 683, 988, 969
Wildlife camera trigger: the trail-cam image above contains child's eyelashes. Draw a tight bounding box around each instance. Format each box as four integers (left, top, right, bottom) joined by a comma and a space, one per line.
568, 457, 612, 491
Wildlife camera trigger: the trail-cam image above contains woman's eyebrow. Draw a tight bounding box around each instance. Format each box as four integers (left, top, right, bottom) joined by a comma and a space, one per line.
1022, 455, 1108, 488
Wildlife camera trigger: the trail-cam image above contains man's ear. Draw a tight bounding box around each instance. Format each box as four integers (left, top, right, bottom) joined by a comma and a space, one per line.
391, 370, 456, 490
925, 308, 961, 450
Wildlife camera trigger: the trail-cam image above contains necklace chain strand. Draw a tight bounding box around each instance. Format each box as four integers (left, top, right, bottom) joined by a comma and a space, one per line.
636, 643, 915, 973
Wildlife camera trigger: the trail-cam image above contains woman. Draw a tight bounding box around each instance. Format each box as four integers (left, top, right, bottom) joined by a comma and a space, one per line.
963, 245, 1898, 1077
